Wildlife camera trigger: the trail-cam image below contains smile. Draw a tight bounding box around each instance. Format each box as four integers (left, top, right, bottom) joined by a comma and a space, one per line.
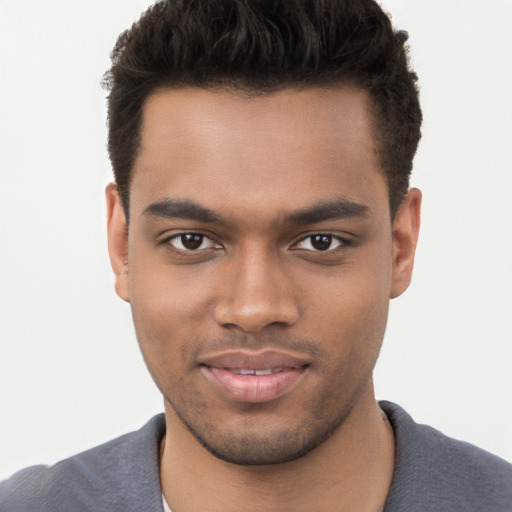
199, 350, 310, 403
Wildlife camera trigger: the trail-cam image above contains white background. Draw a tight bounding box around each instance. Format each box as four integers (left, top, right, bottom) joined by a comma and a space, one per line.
0, 0, 511, 480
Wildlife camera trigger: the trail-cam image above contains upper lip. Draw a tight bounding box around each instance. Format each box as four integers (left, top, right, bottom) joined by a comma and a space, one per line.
199, 350, 310, 370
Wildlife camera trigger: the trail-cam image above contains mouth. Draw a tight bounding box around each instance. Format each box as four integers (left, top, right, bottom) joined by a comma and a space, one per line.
199, 350, 310, 403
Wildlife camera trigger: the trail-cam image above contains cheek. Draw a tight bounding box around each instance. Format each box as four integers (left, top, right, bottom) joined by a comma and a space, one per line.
130, 245, 217, 317
127, 259, 217, 370
302, 247, 392, 369
324, 283, 389, 368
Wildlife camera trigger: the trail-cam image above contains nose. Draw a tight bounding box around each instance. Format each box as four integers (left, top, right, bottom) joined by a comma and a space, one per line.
214, 248, 300, 333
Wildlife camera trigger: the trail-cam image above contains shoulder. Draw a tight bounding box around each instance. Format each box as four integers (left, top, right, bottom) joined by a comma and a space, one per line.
380, 401, 512, 512
0, 414, 166, 512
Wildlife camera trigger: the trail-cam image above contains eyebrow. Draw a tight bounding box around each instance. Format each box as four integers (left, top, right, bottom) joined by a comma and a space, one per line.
284, 198, 371, 224
142, 199, 221, 223
142, 196, 370, 226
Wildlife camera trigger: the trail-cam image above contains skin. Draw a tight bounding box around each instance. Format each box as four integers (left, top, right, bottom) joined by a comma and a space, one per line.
107, 86, 421, 511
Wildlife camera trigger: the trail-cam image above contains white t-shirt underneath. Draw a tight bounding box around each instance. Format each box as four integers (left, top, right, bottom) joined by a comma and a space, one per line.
163, 494, 172, 512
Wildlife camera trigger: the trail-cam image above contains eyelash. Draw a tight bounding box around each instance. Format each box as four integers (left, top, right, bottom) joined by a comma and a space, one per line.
293, 234, 349, 252
165, 233, 221, 252
163, 232, 351, 253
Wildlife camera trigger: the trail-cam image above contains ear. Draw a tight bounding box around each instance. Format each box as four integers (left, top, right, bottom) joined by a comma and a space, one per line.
106, 182, 130, 302
390, 188, 422, 299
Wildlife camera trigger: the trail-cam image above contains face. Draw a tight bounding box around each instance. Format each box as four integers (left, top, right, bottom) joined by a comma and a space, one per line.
107, 86, 420, 465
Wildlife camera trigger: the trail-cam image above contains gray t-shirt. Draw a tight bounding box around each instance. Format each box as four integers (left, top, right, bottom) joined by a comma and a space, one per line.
1, 401, 511, 511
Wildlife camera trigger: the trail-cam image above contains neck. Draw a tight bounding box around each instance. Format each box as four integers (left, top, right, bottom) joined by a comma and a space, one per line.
160, 383, 395, 512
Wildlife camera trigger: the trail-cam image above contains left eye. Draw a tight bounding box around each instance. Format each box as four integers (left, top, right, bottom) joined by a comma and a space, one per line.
168, 233, 218, 251
295, 234, 343, 252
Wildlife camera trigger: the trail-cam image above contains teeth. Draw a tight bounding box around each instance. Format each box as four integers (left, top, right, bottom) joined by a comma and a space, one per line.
236, 369, 256, 375
229, 368, 284, 376
255, 368, 283, 375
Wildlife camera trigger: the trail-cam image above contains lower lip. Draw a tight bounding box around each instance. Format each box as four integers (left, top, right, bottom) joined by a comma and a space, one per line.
203, 366, 306, 403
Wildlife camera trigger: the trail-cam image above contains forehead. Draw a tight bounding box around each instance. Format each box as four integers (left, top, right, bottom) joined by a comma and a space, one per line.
130, 86, 387, 222
137, 85, 377, 161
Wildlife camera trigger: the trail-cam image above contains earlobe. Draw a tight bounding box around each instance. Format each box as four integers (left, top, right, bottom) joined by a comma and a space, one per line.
390, 188, 422, 299
105, 182, 130, 303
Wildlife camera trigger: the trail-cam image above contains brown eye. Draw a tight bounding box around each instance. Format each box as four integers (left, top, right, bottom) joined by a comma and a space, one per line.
295, 234, 343, 252
181, 234, 203, 250
168, 233, 218, 251
311, 235, 333, 251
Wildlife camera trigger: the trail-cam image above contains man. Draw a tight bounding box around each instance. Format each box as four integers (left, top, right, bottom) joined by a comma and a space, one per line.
1, 0, 511, 510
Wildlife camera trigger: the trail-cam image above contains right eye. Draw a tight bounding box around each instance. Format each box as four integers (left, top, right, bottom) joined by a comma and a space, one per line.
167, 233, 219, 251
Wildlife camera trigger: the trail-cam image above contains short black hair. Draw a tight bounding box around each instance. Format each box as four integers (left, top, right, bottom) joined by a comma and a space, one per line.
103, 0, 421, 218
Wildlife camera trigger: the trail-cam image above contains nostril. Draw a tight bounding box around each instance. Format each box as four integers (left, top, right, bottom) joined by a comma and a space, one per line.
214, 299, 299, 333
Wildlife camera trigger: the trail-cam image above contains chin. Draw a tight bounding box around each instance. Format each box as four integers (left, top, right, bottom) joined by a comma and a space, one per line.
169, 395, 352, 466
